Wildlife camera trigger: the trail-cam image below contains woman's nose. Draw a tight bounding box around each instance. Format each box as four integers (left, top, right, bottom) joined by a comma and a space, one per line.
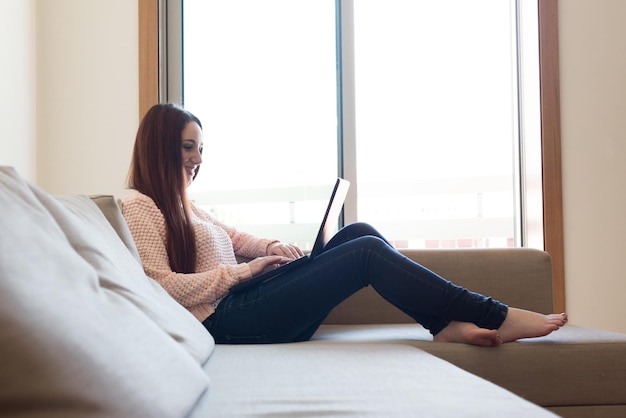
191, 152, 202, 164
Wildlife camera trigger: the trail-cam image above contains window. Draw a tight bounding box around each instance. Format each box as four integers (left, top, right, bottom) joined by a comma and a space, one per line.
140, 0, 564, 312
164, 0, 542, 250
351, 0, 527, 249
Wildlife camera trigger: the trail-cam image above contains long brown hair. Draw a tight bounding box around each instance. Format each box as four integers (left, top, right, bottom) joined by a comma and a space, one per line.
127, 103, 202, 273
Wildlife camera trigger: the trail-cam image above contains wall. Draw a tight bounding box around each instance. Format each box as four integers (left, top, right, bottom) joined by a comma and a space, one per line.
35, 0, 138, 198
1, 0, 138, 198
559, 0, 626, 333
0, 0, 37, 181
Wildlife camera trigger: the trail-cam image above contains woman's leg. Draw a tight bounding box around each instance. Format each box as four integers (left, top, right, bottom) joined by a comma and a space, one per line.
205, 223, 565, 345
327, 223, 567, 344
337, 236, 509, 334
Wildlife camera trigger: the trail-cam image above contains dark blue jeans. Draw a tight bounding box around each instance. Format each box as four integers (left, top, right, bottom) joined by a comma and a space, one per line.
203, 222, 508, 344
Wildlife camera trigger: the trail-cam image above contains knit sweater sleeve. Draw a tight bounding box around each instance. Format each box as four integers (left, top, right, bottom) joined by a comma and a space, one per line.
121, 191, 251, 312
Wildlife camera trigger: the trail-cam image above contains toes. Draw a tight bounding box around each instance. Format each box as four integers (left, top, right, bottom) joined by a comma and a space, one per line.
548, 313, 568, 326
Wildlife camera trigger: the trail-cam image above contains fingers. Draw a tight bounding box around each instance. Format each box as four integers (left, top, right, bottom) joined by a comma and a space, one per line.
268, 242, 304, 258
248, 255, 292, 276
285, 244, 304, 258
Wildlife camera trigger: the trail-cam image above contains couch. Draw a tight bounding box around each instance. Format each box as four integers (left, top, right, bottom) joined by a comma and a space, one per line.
1, 166, 625, 417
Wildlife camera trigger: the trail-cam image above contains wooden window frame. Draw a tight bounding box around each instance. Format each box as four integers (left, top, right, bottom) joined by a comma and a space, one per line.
138, 0, 159, 117
537, 0, 564, 313
137, 0, 565, 313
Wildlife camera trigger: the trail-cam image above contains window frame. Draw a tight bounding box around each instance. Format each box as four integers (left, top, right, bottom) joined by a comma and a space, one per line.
137, 0, 565, 313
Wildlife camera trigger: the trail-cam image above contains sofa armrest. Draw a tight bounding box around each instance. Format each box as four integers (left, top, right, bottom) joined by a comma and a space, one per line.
323, 248, 554, 325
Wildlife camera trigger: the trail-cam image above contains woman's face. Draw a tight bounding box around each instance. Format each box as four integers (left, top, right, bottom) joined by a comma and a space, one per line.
181, 121, 203, 186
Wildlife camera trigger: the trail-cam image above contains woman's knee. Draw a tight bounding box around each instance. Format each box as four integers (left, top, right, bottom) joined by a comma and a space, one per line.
359, 234, 391, 252
326, 222, 390, 251
345, 222, 385, 239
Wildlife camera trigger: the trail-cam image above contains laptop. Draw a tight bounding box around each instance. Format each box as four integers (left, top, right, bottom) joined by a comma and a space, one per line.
230, 178, 350, 293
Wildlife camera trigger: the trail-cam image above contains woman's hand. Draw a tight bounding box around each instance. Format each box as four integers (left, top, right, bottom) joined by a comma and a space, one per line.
247, 256, 293, 277
267, 242, 304, 259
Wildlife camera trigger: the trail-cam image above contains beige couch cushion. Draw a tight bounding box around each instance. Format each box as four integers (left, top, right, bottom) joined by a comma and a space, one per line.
55, 194, 214, 364
0, 167, 211, 418
89, 194, 142, 263
313, 323, 626, 412
197, 342, 557, 417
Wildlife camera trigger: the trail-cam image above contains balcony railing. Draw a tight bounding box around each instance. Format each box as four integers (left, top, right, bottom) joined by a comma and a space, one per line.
188, 175, 515, 249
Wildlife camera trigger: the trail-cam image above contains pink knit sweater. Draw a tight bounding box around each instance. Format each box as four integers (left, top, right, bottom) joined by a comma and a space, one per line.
121, 190, 277, 322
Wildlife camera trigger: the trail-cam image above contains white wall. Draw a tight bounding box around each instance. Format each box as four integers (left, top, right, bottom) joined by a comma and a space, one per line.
559, 0, 626, 333
35, 0, 138, 197
0, 0, 624, 333
1, 0, 138, 197
0, 0, 37, 182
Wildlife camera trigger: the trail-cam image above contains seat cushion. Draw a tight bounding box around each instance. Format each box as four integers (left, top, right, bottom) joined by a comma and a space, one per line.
195, 342, 557, 417
313, 323, 626, 410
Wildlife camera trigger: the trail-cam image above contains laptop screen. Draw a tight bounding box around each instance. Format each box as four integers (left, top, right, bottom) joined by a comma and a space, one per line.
309, 178, 350, 257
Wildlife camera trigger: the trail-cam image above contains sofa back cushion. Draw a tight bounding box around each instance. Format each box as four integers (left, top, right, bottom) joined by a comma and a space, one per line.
324, 248, 554, 324
0, 167, 212, 418
89, 194, 142, 262
54, 194, 215, 364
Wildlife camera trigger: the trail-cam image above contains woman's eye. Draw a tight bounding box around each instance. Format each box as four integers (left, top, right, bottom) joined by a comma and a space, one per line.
183, 146, 193, 152
199, 147, 203, 155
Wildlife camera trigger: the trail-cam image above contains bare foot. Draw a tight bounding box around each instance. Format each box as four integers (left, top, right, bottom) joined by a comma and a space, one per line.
434, 321, 502, 347
497, 308, 568, 343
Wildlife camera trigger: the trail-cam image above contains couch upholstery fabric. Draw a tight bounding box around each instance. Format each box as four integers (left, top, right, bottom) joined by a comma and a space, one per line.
195, 342, 558, 417
0, 167, 213, 418
314, 323, 626, 414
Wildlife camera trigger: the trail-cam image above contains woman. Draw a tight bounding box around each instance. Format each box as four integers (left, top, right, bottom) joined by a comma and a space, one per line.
122, 103, 567, 346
